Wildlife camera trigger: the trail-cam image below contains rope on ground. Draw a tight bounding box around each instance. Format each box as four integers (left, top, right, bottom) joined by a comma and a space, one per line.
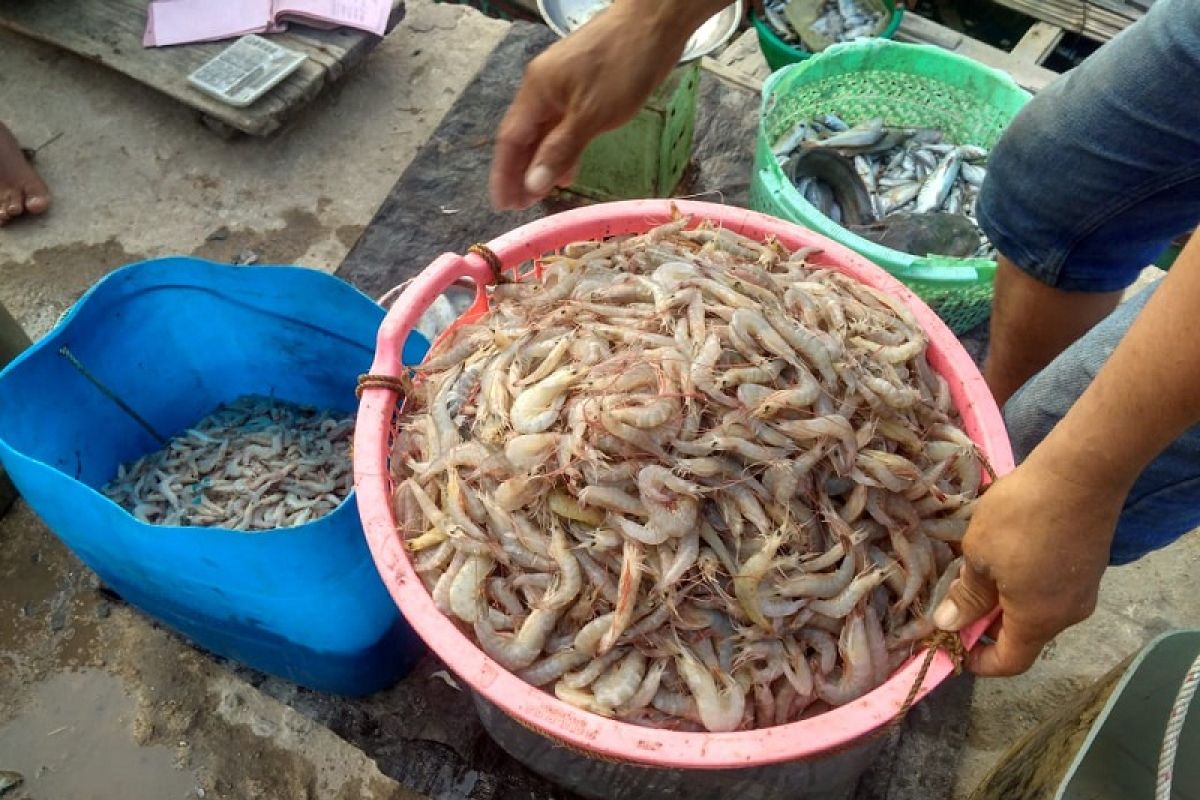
1156, 648, 1200, 800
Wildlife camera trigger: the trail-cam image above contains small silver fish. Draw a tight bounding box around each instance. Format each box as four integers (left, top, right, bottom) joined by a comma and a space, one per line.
912, 149, 938, 171
880, 182, 921, 214
960, 162, 987, 188
854, 155, 876, 192
820, 113, 850, 132
911, 128, 943, 145
958, 144, 989, 161
944, 184, 964, 215
810, 117, 884, 150
915, 151, 961, 214
772, 122, 811, 158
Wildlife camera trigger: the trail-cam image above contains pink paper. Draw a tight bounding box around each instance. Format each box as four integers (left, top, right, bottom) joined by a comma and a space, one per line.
146, 0, 274, 46
273, 0, 391, 36
144, 0, 389, 47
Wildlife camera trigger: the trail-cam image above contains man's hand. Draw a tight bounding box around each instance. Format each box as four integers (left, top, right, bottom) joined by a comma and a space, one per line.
933, 452, 1120, 676
935, 223, 1200, 677
489, 0, 730, 210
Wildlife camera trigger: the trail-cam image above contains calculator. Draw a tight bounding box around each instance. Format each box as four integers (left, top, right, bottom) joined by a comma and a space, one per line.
187, 35, 307, 108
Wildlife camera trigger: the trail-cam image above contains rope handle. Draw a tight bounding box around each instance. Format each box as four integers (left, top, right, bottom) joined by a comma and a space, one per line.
356, 373, 412, 400
889, 629, 968, 730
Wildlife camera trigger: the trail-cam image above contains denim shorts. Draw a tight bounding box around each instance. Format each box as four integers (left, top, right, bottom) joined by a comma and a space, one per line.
976, 0, 1200, 292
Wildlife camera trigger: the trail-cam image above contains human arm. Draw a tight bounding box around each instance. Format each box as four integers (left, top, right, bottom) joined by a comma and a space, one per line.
934, 235, 1200, 676
489, 0, 735, 210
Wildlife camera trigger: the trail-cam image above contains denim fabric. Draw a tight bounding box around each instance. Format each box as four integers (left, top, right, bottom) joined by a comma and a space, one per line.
976, 0, 1200, 292
1004, 280, 1200, 563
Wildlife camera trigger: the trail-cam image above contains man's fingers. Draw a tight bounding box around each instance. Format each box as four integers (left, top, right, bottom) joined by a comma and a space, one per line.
967, 622, 1047, 677
525, 116, 591, 199
555, 161, 581, 189
490, 90, 548, 210
933, 559, 999, 632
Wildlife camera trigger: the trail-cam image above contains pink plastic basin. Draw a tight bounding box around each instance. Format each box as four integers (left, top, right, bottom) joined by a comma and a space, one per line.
353, 199, 1012, 771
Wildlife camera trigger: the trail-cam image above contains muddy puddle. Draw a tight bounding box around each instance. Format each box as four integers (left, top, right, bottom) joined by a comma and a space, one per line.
0, 669, 197, 800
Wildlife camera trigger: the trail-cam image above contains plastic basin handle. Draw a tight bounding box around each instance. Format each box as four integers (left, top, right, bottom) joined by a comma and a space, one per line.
369, 252, 494, 380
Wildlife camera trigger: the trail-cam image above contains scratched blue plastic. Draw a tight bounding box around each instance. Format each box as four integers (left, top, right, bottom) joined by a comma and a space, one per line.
0, 258, 428, 695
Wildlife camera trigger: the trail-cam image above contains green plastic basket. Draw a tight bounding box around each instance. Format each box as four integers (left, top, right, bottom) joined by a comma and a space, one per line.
751, 3, 904, 72
750, 39, 1032, 333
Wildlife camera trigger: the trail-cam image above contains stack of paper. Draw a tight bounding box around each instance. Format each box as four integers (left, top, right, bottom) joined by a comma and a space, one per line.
145, 0, 391, 47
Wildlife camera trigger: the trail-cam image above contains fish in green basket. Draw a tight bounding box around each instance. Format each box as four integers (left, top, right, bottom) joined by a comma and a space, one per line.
775, 115, 993, 257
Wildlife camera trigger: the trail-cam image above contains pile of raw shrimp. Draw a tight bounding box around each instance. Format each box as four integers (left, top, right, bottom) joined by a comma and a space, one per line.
391, 215, 979, 733
104, 395, 353, 530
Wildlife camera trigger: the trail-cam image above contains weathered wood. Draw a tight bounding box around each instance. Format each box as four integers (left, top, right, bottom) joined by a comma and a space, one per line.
0, 0, 404, 137
989, 0, 1136, 42
1010, 22, 1065, 66
701, 54, 768, 93
895, 13, 1059, 92
967, 654, 1136, 800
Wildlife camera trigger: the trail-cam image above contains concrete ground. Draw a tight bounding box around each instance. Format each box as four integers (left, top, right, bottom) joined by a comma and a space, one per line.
1, 4, 1198, 798
0, 3, 506, 798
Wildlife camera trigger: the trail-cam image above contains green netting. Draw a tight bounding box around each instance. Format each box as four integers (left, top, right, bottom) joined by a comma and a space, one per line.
750, 39, 1033, 334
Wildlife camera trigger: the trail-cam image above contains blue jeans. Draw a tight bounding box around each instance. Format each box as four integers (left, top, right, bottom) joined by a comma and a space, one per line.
978, 0, 1200, 563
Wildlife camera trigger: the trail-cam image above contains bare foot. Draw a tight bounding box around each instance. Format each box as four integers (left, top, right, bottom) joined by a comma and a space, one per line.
0, 122, 51, 226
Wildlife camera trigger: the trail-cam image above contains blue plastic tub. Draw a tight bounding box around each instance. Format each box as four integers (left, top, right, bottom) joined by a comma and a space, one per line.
0, 258, 429, 695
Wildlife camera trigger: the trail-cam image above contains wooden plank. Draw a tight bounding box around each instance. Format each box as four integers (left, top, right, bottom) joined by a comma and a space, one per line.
1009, 21, 1064, 65
700, 55, 767, 94
714, 27, 774, 85
896, 13, 1059, 92
0, 0, 403, 137
989, 0, 1133, 42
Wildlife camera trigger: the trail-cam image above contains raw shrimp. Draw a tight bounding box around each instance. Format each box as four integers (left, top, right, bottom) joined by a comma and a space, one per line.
594, 650, 649, 708
638, 466, 702, 540
598, 539, 644, 654
807, 568, 890, 619
565, 645, 628, 691
554, 682, 615, 717
474, 607, 561, 671
518, 649, 590, 687
815, 612, 874, 705
393, 219, 987, 732
676, 646, 746, 732
537, 523, 582, 611
616, 658, 668, 716
510, 366, 581, 434
734, 532, 784, 630
504, 433, 561, 472
449, 554, 494, 624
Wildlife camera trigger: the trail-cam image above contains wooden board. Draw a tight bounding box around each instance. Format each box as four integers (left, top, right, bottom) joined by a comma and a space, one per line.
988, 0, 1138, 42
1009, 21, 1065, 66
894, 14, 1059, 93
0, 0, 403, 137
